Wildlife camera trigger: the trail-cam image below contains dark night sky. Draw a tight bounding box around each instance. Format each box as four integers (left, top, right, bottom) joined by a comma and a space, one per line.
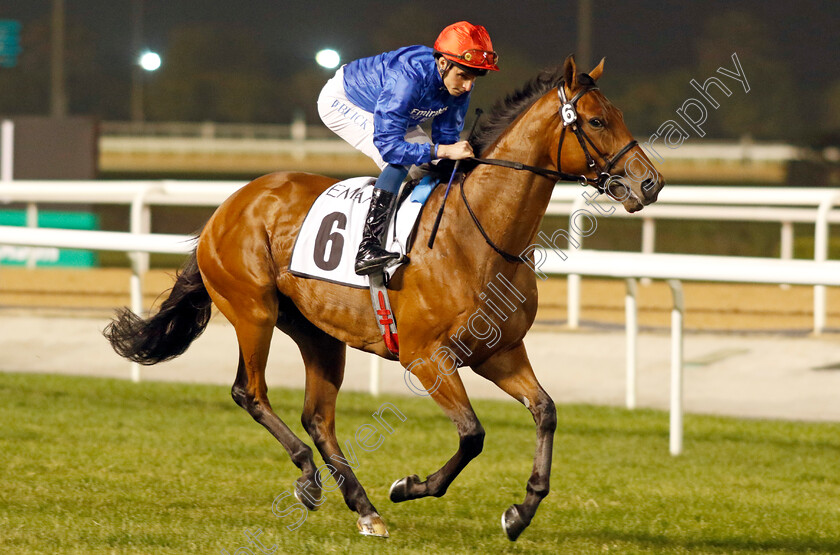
1, 0, 838, 137
2, 0, 837, 84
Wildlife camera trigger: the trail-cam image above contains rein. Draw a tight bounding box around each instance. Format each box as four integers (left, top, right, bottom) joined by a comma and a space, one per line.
468, 156, 582, 183
457, 174, 523, 264
460, 80, 638, 264
472, 81, 638, 193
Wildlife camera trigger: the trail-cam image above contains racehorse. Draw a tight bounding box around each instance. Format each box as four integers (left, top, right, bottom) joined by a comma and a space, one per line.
105, 55, 664, 541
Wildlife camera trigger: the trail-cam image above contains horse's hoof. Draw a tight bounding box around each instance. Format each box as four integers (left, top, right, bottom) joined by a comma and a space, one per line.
501, 504, 528, 541
293, 478, 323, 511
357, 513, 389, 538
389, 474, 422, 503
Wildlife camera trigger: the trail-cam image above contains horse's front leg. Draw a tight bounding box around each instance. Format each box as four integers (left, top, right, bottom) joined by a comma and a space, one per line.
388, 355, 485, 502
472, 341, 556, 541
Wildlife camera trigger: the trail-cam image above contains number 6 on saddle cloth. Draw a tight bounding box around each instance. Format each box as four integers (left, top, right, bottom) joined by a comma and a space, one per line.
289, 175, 437, 355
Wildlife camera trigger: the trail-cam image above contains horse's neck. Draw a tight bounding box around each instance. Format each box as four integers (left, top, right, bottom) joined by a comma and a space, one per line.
463, 95, 558, 257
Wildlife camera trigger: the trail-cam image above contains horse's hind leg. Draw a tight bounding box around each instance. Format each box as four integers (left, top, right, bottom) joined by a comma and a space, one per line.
277, 313, 387, 537
228, 318, 322, 507
197, 220, 319, 507
472, 340, 556, 541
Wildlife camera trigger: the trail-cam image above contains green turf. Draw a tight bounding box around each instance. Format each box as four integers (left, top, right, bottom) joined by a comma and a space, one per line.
1, 372, 839, 554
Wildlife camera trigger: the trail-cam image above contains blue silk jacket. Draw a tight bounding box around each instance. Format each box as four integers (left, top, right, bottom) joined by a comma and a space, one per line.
342, 45, 471, 166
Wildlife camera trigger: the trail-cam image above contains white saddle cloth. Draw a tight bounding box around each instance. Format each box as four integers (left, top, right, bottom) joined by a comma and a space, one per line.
289, 177, 423, 288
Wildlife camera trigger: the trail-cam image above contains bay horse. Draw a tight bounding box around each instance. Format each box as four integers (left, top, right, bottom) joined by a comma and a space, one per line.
105, 55, 664, 541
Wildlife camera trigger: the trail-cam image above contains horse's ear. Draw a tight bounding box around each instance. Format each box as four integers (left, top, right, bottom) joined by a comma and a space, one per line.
589, 57, 606, 81
563, 55, 577, 87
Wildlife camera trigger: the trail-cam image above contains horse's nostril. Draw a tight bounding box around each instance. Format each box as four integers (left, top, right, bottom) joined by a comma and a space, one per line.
641, 178, 661, 203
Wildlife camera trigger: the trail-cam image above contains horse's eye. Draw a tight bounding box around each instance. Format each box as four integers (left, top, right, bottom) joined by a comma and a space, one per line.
589, 118, 604, 128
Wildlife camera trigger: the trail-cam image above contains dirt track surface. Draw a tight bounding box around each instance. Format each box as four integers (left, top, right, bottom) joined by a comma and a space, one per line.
2, 267, 840, 332
3, 268, 840, 424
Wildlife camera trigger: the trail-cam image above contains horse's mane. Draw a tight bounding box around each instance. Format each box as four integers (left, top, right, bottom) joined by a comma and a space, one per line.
424, 64, 592, 179
469, 65, 565, 156
469, 65, 597, 157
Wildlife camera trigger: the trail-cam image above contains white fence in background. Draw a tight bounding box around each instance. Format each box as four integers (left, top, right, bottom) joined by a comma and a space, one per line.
0, 225, 196, 383
545, 185, 840, 333
1, 121, 13, 182
2, 180, 840, 454
1, 180, 839, 331
535, 249, 840, 455
3, 225, 840, 455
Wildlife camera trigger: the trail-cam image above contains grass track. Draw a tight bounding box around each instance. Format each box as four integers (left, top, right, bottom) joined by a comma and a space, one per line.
1, 372, 839, 554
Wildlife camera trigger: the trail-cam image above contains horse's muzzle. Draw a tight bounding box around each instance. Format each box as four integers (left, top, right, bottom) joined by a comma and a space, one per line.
641, 177, 664, 205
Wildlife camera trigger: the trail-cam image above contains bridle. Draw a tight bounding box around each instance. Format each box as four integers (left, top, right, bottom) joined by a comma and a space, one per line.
461, 79, 639, 263
556, 81, 638, 194
470, 79, 637, 195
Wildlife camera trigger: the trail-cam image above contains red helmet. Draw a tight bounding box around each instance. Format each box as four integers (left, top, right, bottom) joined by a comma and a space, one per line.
434, 21, 499, 72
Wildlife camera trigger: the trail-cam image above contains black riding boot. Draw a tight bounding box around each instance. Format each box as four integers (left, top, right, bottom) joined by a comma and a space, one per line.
355, 188, 400, 275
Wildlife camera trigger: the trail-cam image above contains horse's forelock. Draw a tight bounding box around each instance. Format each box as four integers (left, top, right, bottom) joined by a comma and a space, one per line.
576, 72, 596, 88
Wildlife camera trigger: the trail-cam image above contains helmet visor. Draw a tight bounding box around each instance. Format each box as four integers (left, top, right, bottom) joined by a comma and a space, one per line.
457, 49, 498, 66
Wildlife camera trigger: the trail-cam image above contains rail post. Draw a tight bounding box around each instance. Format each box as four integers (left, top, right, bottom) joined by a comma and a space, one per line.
566, 194, 587, 328
667, 279, 684, 456
369, 355, 380, 397
0, 120, 12, 182
625, 278, 638, 410
813, 193, 839, 334
640, 218, 655, 286
128, 186, 156, 382
780, 220, 793, 290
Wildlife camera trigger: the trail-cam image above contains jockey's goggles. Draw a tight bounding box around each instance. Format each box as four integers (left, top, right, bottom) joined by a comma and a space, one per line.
454, 49, 498, 66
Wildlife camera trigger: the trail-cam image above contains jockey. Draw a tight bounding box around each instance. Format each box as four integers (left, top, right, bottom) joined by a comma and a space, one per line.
317, 21, 499, 276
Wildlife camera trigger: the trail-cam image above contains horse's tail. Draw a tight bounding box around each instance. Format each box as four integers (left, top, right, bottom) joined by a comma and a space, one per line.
104, 250, 212, 365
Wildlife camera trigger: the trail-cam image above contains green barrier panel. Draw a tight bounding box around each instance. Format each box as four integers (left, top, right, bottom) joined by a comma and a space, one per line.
0, 211, 99, 267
